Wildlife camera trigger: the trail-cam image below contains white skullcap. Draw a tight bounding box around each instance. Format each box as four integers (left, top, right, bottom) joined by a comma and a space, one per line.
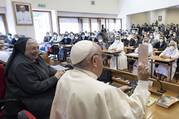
70, 40, 93, 65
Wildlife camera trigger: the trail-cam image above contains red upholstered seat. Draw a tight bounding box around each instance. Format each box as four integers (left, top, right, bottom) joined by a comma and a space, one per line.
0, 64, 5, 99
0, 64, 5, 119
18, 110, 37, 119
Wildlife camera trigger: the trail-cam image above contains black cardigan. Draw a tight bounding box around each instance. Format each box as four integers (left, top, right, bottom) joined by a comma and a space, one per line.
6, 54, 58, 119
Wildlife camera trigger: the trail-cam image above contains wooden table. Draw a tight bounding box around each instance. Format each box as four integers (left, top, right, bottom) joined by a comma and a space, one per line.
146, 88, 179, 119
105, 68, 179, 119
153, 50, 162, 56
126, 54, 176, 80
103, 50, 121, 69
150, 56, 176, 80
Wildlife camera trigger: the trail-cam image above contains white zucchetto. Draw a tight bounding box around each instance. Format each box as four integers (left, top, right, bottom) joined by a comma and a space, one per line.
70, 40, 93, 65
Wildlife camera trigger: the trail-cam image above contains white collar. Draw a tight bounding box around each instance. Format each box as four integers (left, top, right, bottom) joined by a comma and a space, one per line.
74, 67, 98, 80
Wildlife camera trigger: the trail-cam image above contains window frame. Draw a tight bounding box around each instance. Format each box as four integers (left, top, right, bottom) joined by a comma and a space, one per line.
32, 10, 53, 43
58, 16, 122, 33
33, 10, 53, 33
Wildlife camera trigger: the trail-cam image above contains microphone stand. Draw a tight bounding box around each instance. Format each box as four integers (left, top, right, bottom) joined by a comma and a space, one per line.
156, 76, 166, 94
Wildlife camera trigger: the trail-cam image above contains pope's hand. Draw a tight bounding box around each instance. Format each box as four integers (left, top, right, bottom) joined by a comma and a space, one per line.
137, 63, 149, 81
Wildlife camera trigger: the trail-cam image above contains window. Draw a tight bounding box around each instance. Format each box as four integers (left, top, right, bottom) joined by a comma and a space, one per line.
109, 19, 115, 31
0, 15, 7, 35
82, 18, 90, 32
33, 11, 52, 43
59, 17, 79, 33
91, 18, 99, 32
105, 19, 108, 31
57, 16, 121, 33
115, 19, 121, 31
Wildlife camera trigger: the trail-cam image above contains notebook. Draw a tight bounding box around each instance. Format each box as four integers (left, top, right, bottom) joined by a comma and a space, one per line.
156, 95, 179, 108
147, 96, 157, 107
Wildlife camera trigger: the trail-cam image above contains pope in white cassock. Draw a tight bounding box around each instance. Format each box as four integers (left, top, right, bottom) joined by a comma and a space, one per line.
155, 40, 179, 81
50, 40, 151, 119
16, 5, 32, 24
108, 37, 128, 70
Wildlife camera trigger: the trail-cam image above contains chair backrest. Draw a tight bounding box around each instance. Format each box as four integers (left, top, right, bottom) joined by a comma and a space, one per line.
18, 110, 37, 119
0, 64, 5, 99
51, 45, 59, 55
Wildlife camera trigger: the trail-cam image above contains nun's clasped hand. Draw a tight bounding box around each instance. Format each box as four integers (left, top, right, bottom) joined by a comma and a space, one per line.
55, 70, 65, 79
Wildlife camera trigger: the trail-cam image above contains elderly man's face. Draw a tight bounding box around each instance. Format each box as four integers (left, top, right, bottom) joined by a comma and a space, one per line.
92, 47, 103, 77
25, 39, 39, 60
97, 50, 104, 77
19, 5, 26, 12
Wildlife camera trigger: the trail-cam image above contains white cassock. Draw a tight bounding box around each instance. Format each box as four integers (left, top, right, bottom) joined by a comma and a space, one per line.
108, 40, 127, 70
16, 11, 32, 24
50, 68, 150, 119
133, 43, 153, 75
155, 47, 179, 79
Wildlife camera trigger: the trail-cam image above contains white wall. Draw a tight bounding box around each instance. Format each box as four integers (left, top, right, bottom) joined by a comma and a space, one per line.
1, 0, 119, 37
149, 9, 166, 24
5, 0, 16, 34
57, 11, 118, 18
0, 0, 6, 13
0, 0, 5, 7
29, 0, 119, 14
119, 0, 179, 15
166, 8, 179, 24
119, 0, 179, 29
129, 9, 166, 26
128, 8, 179, 27
0, 7, 5, 14
130, 12, 150, 25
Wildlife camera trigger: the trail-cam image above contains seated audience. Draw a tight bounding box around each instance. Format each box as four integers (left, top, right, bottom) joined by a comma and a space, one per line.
49, 32, 61, 44
5, 33, 12, 44
5, 37, 64, 119
60, 34, 71, 44
121, 35, 129, 46
11, 34, 19, 45
108, 36, 127, 70
50, 40, 151, 119
148, 32, 154, 43
73, 34, 81, 44
88, 32, 98, 42
153, 36, 167, 51
129, 35, 141, 48
68, 32, 75, 43
155, 40, 179, 81
96, 32, 108, 49
80, 32, 88, 40
43, 32, 52, 42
